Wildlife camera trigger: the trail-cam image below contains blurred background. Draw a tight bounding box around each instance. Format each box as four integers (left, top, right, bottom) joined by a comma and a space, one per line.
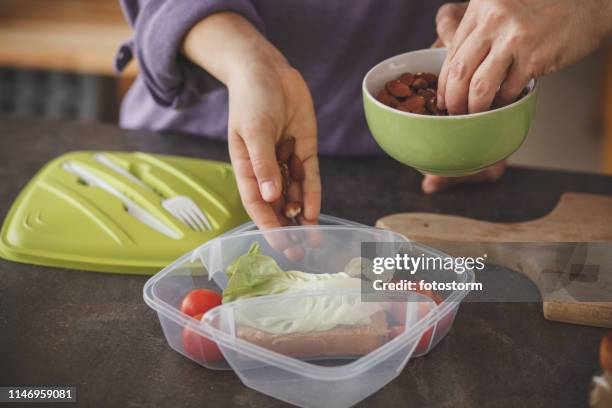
1, 0, 611, 175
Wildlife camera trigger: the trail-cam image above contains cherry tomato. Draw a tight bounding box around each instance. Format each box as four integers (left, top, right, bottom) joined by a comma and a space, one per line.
415, 325, 434, 354
180, 289, 222, 317
389, 288, 443, 355
182, 313, 223, 362
389, 288, 442, 325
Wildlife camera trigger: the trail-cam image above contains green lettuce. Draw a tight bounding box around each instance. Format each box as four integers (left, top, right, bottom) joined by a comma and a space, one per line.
222, 242, 360, 303
223, 242, 290, 302
221, 243, 387, 334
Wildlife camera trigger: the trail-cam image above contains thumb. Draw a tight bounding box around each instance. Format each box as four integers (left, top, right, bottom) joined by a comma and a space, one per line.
422, 174, 449, 195
239, 121, 282, 202
421, 161, 507, 194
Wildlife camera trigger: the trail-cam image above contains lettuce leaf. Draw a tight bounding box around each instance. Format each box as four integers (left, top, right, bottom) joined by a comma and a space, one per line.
222, 243, 387, 334
222, 242, 290, 303
222, 242, 361, 303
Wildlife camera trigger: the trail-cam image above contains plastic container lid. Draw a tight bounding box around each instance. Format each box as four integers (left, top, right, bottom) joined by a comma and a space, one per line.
0, 151, 249, 274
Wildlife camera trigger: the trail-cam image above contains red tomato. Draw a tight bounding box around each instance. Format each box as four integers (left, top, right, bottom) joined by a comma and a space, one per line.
436, 307, 457, 337
389, 288, 442, 325
389, 302, 434, 353
388, 288, 442, 355
180, 289, 222, 317
413, 288, 442, 305
182, 313, 223, 362
415, 326, 434, 354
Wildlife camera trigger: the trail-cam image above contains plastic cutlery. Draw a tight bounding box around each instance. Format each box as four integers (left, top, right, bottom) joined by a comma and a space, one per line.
63, 161, 181, 239
93, 153, 212, 231
93, 153, 148, 188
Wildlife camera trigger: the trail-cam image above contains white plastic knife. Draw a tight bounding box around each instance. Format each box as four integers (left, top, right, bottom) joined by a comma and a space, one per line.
63, 161, 181, 239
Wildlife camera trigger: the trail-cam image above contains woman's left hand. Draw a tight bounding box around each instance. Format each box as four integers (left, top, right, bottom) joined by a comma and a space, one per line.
436, 0, 612, 115
424, 0, 612, 194
424, 2, 500, 194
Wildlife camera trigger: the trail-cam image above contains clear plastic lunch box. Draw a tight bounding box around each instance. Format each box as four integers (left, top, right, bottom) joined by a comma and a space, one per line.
143, 215, 474, 408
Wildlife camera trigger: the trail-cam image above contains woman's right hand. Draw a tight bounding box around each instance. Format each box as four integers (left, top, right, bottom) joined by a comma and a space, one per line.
182, 13, 321, 229
226, 56, 321, 228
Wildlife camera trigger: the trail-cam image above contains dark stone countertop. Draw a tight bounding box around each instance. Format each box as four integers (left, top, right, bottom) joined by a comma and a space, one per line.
1, 117, 611, 408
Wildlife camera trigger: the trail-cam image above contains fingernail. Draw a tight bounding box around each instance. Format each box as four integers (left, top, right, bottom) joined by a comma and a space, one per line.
261, 181, 276, 201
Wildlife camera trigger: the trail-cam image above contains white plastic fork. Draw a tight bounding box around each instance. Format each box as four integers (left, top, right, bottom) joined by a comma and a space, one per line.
161, 196, 212, 232
93, 153, 213, 232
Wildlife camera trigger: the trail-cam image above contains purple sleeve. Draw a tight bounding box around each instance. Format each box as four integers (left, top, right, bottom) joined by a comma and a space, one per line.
117, 0, 265, 109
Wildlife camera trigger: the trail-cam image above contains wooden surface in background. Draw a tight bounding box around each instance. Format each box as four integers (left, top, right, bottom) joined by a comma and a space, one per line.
603, 45, 612, 174
0, 0, 137, 77
377, 192, 612, 328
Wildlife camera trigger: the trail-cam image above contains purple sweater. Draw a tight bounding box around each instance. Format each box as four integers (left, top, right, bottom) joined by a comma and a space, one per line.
116, 0, 446, 154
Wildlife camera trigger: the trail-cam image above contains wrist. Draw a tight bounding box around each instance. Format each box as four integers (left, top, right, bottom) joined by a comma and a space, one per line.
586, 0, 612, 45
182, 12, 289, 85
224, 42, 291, 87
603, 0, 612, 42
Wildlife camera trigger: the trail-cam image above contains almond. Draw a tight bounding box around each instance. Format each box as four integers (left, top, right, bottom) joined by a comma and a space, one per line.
376, 89, 400, 107
399, 72, 414, 86
377, 71, 505, 116
417, 88, 436, 101
286, 180, 302, 201
289, 154, 305, 182
416, 72, 438, 87
426, 97, 440, 115
276, 137, 295, 163
397, 95, 426, 113
279, 162, 291, 194
385, 80, 413, 98
284, 201, 302, 219
411, 78, 428, 90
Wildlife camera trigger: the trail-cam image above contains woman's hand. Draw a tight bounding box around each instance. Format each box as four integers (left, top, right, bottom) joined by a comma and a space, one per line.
425, 2, 502, 193
437, 0, 612, 115
426, 0, 612, 194
182, 13, 320, 228
226, 58, 320, 228
422, 161, 506, 194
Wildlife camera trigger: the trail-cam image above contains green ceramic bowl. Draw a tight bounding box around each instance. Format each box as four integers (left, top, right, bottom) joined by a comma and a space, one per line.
363, 48, 538, 176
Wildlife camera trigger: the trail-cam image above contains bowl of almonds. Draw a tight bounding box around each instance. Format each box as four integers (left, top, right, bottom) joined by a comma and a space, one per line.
362, 48, 538, 176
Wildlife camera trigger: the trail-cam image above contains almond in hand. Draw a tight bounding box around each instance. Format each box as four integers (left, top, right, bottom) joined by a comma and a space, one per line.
279, 162, 291, 194
289, 154, 305, 182
276, 137, 295, 163
284, 201, 302, 219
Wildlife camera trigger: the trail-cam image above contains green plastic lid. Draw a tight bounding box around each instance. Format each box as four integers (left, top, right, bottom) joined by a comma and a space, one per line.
0, 151, 249, 275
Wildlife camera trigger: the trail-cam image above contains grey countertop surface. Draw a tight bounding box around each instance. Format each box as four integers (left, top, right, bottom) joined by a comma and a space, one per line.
1, 117, 611, 408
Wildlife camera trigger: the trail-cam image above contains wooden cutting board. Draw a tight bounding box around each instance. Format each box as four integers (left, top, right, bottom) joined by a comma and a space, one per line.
376, 192, 612, 328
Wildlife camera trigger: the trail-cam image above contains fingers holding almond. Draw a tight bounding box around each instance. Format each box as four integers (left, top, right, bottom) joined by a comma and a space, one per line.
275, 136, 304, 223
376, 71, 525, 115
